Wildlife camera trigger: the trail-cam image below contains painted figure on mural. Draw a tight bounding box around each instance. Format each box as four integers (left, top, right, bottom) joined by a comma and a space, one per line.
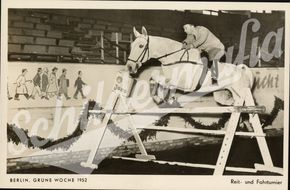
14, 69, 30, 100
7, 77, 13, 100
47, 67, 58, 98
30, 68, 43, 99
73, 71, 87, 100
41, 67, 49, 100
8, 86, 13, 100
58, 68, 71, 100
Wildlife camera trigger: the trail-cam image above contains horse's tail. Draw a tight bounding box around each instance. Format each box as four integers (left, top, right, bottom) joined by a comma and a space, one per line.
237, 64, 254, 89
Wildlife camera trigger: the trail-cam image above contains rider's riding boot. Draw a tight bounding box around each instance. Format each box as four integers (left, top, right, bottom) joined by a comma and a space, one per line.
211, 59, 219, 86
152, 95, 164, 105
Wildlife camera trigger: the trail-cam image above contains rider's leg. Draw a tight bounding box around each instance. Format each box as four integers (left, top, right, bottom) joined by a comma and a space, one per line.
200, 51, 218, 85
211, 59, 219, 85
208, 48, 225, 85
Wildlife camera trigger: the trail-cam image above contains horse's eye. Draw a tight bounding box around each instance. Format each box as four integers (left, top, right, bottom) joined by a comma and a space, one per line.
139, 44, 144, 48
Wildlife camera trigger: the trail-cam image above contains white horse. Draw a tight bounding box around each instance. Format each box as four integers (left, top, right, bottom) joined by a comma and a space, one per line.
126, 27, 254, 106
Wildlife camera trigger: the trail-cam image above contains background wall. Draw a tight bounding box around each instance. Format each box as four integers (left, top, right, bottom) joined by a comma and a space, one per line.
8, 9, 285, 66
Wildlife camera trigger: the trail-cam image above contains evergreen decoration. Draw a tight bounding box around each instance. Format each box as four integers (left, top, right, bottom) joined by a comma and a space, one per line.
7, 97, 284, 150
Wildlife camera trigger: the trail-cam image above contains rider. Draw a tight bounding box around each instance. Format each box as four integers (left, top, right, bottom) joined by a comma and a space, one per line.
182, 24, 225, 85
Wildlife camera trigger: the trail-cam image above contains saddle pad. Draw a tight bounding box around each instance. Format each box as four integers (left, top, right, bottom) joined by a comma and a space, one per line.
162, 62, 205, 92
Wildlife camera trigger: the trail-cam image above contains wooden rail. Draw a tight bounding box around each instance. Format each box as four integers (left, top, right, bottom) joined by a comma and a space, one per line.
89, 106, 266, 115
135, 126, 266, 137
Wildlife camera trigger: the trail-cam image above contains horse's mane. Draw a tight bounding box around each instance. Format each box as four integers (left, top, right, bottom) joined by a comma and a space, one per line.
150, 35, 182, 45
149, 35, 182, 53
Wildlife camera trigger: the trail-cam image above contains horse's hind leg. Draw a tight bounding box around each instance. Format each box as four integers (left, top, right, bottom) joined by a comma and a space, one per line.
213, 89, 235, 106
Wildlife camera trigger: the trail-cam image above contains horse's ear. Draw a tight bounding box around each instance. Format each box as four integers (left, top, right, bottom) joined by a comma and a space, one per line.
141, 26, 147, 36
133, 27, 140, 38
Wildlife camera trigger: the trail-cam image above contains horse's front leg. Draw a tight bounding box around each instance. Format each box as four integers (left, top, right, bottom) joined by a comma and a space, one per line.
149, 75, 178, 107
149, 77, 165, 105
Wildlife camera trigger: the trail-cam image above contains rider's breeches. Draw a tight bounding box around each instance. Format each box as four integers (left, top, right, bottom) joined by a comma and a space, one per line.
210, 60, 219, 80
201, 50, 226, 80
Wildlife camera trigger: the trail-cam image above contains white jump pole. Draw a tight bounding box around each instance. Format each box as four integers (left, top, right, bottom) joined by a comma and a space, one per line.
135, 125, 266, 137
89, 106, 266, 115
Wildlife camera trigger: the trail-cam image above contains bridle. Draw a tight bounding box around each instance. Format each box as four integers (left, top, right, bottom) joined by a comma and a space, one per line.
127, 36, 186, 65
127, 37, 150, 64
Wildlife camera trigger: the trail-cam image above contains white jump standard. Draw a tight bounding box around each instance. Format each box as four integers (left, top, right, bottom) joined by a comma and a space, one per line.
81, 71, 283, 175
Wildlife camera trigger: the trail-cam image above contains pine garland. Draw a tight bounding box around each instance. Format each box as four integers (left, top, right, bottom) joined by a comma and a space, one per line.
153, 96, 284, 130
7, 97, 284, 150
7, 100, 157, 150
259, 96, 284, 127
7, 100, 94, 150
153, 114, 171, 126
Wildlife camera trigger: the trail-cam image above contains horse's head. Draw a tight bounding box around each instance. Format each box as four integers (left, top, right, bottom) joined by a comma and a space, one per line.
126, 26, 149, 75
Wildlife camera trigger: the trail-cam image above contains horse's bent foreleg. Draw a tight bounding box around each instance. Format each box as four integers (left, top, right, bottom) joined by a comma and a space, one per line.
149, 78, 158, 97
149, 77, 164, 105
149, 77, 178, 106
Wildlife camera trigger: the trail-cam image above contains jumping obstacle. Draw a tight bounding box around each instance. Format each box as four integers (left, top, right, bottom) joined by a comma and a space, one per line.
81, 70, 283, 175
89, 105, 266, 114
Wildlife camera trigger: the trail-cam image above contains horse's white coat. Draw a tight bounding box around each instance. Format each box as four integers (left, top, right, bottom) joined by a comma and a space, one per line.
126, 27, 254, 105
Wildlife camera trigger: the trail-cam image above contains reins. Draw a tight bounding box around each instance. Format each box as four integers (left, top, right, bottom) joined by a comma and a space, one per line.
127, 36, 186, 64
155, 48, 185, 60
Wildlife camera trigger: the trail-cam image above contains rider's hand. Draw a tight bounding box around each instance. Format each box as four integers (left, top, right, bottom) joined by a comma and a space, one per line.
182, 42, 192, 50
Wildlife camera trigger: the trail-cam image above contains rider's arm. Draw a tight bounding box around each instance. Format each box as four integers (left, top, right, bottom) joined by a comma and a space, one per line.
182, 34, 195, 50
193, 26, 209, 49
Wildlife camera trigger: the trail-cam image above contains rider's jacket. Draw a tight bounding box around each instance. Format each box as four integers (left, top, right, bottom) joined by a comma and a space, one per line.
183, 26, 225, 61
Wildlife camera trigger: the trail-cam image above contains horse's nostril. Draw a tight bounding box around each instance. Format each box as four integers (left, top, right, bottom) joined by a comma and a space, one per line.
128, 65, 132, 72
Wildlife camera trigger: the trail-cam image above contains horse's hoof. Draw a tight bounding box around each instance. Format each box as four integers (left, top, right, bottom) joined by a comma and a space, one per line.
152, 96, 164, 105
167, 98, 181, 108
158, 99, 181, 108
